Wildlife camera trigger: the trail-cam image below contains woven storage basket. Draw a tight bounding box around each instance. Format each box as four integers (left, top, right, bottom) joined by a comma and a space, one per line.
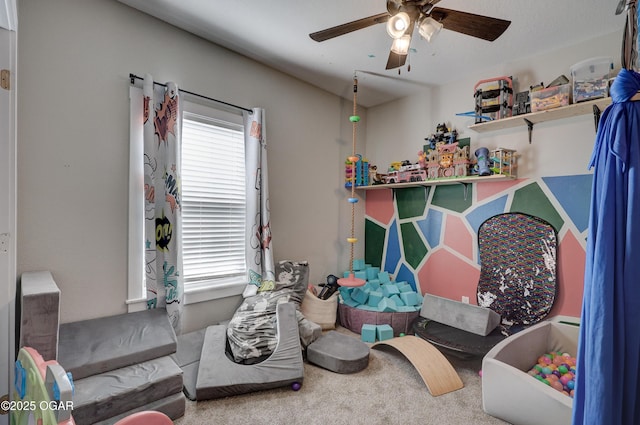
301, 290, 338, 330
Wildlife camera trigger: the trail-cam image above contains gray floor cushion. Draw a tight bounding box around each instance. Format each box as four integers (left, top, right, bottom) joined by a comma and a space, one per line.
58, 308, 177, 380
92, 392, 186, 425
72, 356, 183, 424
306, 331, 370, 374
172, 328, 206, 400
196, 302, 304, 400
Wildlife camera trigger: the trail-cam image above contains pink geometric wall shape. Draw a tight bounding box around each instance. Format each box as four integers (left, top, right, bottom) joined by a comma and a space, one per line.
443, 215, 474, 261
548, 231, 586, 319
418, 249, 480, 303
364, 190, 394, 225
476, 178, 524, 202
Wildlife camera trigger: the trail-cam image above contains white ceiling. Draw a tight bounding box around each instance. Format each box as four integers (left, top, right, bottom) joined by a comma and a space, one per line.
117, 0, 627, 107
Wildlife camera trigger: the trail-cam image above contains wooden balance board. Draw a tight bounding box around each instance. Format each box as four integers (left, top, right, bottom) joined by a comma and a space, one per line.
372, 335, 463, 396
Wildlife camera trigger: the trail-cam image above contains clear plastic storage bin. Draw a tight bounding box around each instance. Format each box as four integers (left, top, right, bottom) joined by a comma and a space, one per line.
570, 57, 613, 103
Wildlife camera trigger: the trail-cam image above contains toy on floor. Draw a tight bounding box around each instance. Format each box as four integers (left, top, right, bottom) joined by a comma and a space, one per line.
372, 335, 463, 396
113, 411, 174, 425
12, 347, 75, 425
527, 351, 577, 397
339, 74, 365, 288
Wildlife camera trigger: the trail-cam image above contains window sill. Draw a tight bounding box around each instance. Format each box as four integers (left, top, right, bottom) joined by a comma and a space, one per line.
125, 277, 247, 312
183, 277, 246, 305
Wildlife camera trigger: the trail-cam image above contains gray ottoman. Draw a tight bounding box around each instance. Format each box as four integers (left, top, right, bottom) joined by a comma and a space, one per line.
306, 331, 369, 374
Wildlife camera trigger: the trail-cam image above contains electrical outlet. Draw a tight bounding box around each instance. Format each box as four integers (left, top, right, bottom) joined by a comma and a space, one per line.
461, 296, 470, 304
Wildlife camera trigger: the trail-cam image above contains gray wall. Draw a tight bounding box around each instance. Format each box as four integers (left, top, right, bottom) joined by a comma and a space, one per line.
17, 0, 365, 331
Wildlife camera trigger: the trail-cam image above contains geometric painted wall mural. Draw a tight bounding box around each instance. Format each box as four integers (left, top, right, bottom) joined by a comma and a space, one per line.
364, 174, 593, 319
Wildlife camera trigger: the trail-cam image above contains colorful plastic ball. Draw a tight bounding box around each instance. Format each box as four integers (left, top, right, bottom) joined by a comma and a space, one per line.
399, 333, 405, 337
558, 365, 569, 374
291, 382, 302, 391
567, 380, 575, 390
349, 115, 361, 122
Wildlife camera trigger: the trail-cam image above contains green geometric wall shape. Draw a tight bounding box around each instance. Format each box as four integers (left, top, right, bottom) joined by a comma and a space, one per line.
457, 137, 471, 149
400, 222, 428, 269
396, 187, 428, 219
510, 182, 565, 232
365, 219, 386, 268
431, 184, 473, 213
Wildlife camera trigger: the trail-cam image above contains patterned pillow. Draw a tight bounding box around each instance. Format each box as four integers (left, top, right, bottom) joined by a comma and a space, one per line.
226, 261, 309, 363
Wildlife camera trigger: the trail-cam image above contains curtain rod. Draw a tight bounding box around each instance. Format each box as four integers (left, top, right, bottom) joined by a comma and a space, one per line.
129, 73, 253, 114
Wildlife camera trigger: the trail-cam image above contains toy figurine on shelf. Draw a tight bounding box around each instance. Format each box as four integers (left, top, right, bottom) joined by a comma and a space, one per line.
475, 147, 491, 176
384, 160, 426, 184
369, 165, 385, 185
344, 154, 369, 188
425, 122, 458, 150
489, 148, 517, 176
420, 126, 470, 180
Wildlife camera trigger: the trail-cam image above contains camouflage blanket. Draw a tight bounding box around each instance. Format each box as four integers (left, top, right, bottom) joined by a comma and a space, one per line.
226, 261, 310, 363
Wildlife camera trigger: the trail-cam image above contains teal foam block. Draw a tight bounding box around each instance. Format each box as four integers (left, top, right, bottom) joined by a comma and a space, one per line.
366, 267, 381, 281
400, 291, 419, 306
367, 291, 384, 307
367, 279, 381, 290
339, 287, 353, 298
361, 324, 377, 343
397, 282, 413, 293
390, 294, 405, 306
342, 298, 359, 308
352, 259, 366, 271
351, 287, 369, 305
381, 284, 400, 298
376, 324, 394, 341
377, 297, 398, 313
343, 271, 350, 278
377, 271, 391, 284
355, 270, 367, 280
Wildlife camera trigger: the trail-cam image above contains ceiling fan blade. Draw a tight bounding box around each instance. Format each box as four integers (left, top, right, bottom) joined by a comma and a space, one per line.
385, 50, 408, 70
430, 7, 511, 41
310, 12, 390, 42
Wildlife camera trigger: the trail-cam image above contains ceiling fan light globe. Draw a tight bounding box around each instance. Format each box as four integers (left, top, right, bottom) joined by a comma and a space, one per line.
418, 16, 443, 42
390, 34, 411, 55
386, 11, 410, 39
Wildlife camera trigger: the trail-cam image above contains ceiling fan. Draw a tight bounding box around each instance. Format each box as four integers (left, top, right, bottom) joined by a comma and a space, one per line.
309, 0, 511, 70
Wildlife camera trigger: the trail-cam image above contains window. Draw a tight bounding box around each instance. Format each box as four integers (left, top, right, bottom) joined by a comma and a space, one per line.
128, 87, 248, 309
181, 110, 247, 290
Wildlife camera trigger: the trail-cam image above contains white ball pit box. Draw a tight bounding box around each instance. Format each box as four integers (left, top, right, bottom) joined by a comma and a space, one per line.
482, 321, 579, 425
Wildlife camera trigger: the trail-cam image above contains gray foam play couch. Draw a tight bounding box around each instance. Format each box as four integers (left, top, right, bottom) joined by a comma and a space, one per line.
18, 271, 185, 425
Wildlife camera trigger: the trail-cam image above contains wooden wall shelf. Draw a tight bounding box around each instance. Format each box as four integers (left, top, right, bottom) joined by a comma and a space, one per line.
353, 174, 514, 191
468, 97, 612, 133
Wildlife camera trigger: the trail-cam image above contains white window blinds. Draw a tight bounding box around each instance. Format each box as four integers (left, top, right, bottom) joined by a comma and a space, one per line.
181, 112, 246, 284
